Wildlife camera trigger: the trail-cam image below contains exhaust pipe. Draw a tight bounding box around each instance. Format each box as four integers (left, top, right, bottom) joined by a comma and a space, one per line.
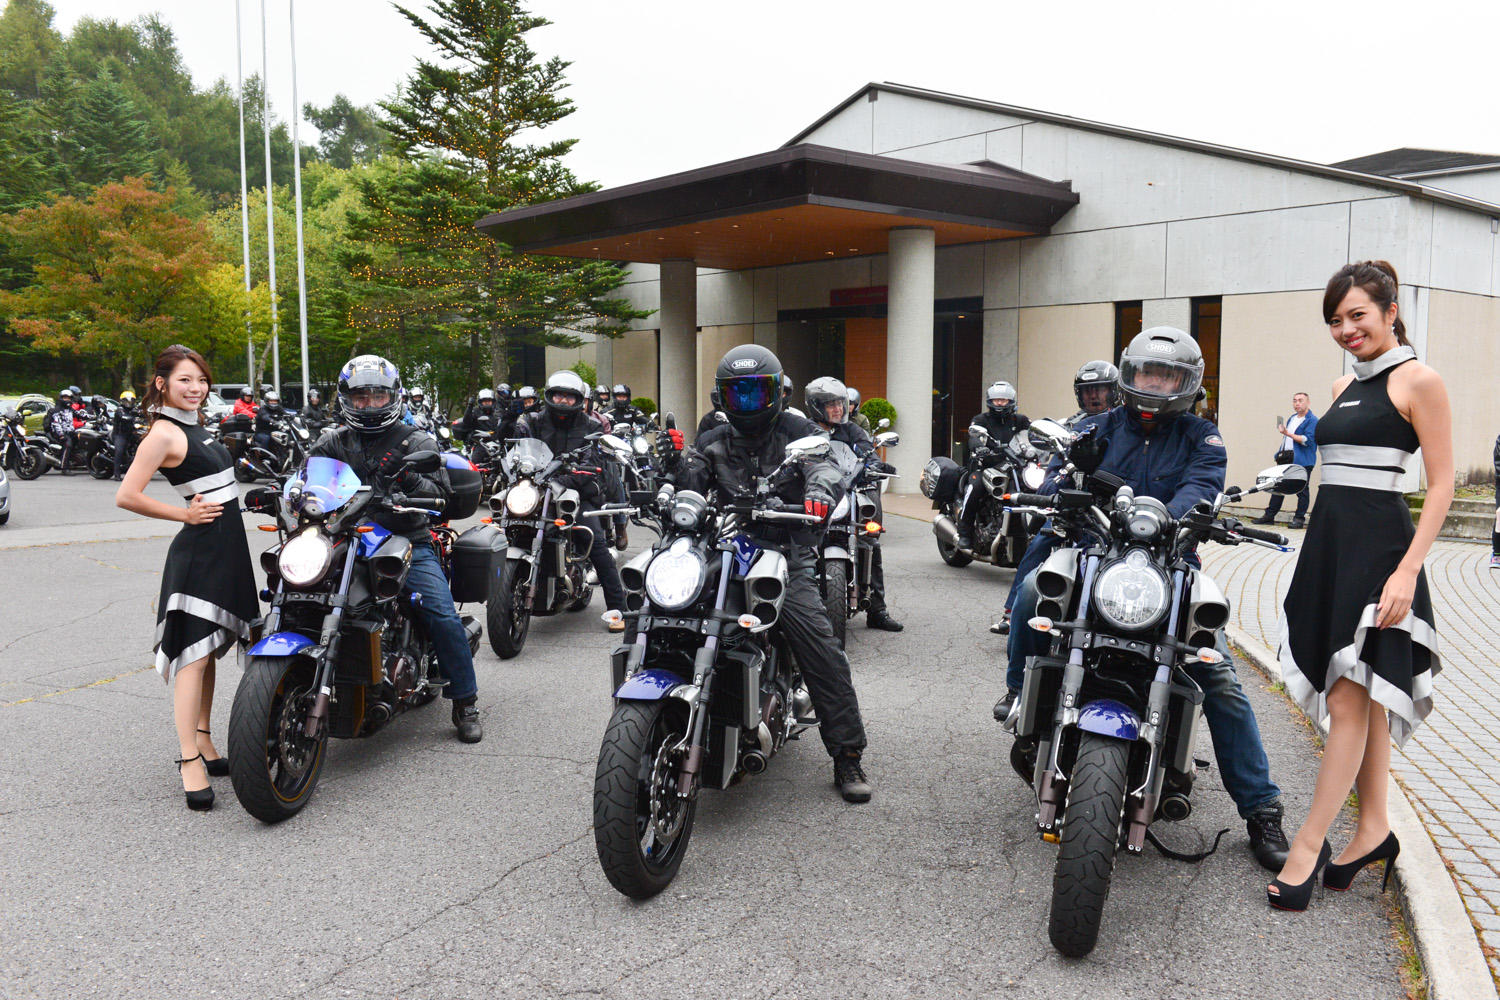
1158, 794, 1192, 822
932, 514, 959, 547
741, 750, 767, 775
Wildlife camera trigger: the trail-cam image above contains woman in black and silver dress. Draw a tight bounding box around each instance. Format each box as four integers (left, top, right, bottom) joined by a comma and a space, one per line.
116, 345, 259, 810
1267, 262, 1453, 910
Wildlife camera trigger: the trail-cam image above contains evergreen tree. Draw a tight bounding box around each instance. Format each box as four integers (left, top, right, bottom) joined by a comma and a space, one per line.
305, 95, 388, 168
52, 67, 156, 192
0, 0, 61, 101
357, 0, 648, 389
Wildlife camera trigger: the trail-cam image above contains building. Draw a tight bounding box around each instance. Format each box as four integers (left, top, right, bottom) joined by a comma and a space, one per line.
479, 82, 1500, 496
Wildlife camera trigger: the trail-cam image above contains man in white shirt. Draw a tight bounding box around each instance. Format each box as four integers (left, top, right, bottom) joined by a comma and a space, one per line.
1254, 391, 1317, 529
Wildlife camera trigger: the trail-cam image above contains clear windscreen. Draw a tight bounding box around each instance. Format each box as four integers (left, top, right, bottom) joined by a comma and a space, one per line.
503, 437, 553, 474
289, 456, 364, 511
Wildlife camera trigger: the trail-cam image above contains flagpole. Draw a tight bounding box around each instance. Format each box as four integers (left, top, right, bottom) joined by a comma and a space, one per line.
289, 0, 310, 404
260, 0, 280, 396
235, 0, 254, 386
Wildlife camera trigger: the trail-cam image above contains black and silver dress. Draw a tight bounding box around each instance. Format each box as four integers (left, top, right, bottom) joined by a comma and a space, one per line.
152, 405, 259, 681
1277, 346, 1439, 747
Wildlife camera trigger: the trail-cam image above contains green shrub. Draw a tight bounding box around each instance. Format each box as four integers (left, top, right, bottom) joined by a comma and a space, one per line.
860, 397, 896, 429
568, 360, 597, 387
632, 396, 657, 416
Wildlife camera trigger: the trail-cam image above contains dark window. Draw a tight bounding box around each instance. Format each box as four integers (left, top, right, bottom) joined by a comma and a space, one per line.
1114, 301, 1143, 364
1191, 297, 1222, 424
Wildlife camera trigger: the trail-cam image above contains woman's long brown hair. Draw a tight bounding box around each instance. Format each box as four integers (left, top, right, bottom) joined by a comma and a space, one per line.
142, 344, 214, 425
1323, 260, 1411, 347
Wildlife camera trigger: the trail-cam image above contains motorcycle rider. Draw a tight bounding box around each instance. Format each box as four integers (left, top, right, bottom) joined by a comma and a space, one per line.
45, 387, 85, 474
459, 388, 502, 442
805, 376, 903, 632
300, 389, 332, 436
696, 388, 729, 437
111, 389, 140, 480
512, 370, 629, 628
252, 390, 285, 454
991, 361, 1122, 635
666, 345, 874, 803
1064, 360, 1122, 429
955, 381, 1031, 551
312, 354, 483, 743
999, 327, 1290, 871
607, 383, 649, 431
232, 386, 258, 418
847, 386, 872, 432
517, 385, 539, 415
781, 375, 805, 418
406, 387, 431, 421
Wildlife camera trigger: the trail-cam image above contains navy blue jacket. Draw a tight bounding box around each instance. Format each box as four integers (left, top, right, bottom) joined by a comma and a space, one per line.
1052, 406, 1227, 519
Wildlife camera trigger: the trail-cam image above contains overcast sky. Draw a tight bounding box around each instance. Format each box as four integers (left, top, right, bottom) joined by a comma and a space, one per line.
41, 0, 1500, 189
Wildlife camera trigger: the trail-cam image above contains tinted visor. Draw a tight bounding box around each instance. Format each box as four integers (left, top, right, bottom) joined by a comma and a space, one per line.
1120, 357, 1200, 398
719, 374, 781, 415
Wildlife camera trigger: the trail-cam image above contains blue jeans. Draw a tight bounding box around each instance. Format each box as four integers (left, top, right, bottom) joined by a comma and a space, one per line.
405, 541, 478, 702
1007, 566, 1281, 819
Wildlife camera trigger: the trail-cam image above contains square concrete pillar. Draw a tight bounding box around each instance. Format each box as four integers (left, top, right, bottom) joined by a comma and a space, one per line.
659, 260, 699, 432
885, 227, 935, 494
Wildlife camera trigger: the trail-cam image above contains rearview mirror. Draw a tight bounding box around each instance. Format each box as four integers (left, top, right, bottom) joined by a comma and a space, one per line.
784, 435, 831, 462
1027, 418, 1072, 453
1256, 463, 1309, 495
402, 449, 441, 473
874, 432, 899, 448
876, 417, 890, 431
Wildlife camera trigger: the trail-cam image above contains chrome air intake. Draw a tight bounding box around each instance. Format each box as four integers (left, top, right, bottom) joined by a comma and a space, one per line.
1034, 546, 1080, 621
741, 548, 788, 628
1186, 573, 1230, 649
370, 534, 413, 600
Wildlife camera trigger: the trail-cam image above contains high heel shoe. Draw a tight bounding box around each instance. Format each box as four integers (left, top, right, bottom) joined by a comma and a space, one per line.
1324, 832, 1400, 892
197, 728, 229, 777
176, 753, 215, 811
1267, 840, 1331, 911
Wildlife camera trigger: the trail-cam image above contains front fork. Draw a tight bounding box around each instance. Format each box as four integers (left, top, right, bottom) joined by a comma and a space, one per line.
303, 540, 360, 738
1036, 553, 1099, 831
677, 550, 734, 799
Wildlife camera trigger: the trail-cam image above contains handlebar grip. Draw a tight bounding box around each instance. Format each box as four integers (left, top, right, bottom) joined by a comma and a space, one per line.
1236, 525, 1287, 545
1003, 492, 1053, 507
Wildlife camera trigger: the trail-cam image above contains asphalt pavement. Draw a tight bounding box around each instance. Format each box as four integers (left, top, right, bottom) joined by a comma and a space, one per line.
0, 473, 1405, 999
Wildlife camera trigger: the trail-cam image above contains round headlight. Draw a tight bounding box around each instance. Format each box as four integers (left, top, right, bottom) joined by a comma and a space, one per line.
644, 538, 706, 611
278, 529, 334, 588
1021, 463, 1046, 491
1092, 548, 1170, 631
633, 436, 650, 455
505, 479, 540, 516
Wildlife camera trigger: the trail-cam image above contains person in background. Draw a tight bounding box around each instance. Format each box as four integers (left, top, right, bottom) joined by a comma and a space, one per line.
45, 387, 82, 475
301, 389, 332, 436
697, 388, 729, 437
847, 386, 872, 432
1254, 391, 1318, 530
517, 385, 539, 414
112, 389, 140, 480
252, 390, 284, 453
955, 381, 1029, 551
232, 387, 258, 418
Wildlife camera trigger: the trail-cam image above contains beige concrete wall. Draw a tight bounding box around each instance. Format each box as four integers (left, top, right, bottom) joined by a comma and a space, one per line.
543, 341, 596, 382
1219, 291, 1345, 504
611, 328, 659, 411
695, 325, 755, 422
1427, 290, 1500, 483
1016, 303, 1114, 420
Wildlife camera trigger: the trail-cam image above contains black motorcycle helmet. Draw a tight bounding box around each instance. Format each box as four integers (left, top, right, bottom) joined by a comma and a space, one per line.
543, 370, 588, 422
1073, 360, 1122, 414
1118, 327, 1204, 425
335, 354, 404, 433
985, 381, 1017, 415
611, 383, 631, 408
714, 344, 784, 436
804, 376, 849, 425
476, 388, 495, 412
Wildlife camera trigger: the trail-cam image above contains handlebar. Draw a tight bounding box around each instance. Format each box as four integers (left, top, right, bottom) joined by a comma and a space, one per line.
1003, 491, 1054, 507
1234, 524, 1288, 546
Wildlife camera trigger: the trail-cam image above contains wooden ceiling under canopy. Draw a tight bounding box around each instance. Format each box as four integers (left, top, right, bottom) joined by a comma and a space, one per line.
475, 144, 1079, 271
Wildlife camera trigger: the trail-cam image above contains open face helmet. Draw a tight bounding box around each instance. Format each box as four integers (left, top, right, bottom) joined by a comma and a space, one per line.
804, 376, 850, 425
336, 354, 404, 433
544, 370, 588, 421
1073, 360, 1121, 414
714, 344, 784, 437
1119, 327, 1204, 424
985, 381, 1017, 415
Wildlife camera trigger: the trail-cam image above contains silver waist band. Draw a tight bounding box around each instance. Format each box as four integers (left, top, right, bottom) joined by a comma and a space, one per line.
1318, 443, 1413, 469
174, 467, 236, 498
1319, 465, 1406, 491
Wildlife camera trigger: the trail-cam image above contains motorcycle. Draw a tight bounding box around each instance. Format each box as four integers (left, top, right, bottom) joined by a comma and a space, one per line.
0, 405, 49, 480
483, 436, 610, 659
1002, 461, 1305, 956
239, 413, 312, 482
466, 429, 507, 494
227, 450, 487, 823
88, 409, 145, 480
817, 424, 900, 648
609, 415, 661, 495
925, 417, 1072, 569
591, 434, 829, 899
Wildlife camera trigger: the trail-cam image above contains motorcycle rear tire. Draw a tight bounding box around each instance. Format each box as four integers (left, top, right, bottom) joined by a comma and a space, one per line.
227, 656, 328, 823
14, 447, 46, 480
936, 535, 973, 568
822, 560, 848, 650
1048, 732, 1129, 958
487, 558, 531, 659
594, 699, 697, 899
89, 452, 113, 479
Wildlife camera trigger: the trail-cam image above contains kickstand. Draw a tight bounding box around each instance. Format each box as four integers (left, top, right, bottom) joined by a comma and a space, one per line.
1144, 827, 1230, 863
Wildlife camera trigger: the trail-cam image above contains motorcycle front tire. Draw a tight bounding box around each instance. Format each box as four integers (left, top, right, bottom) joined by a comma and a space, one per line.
486, 557, 532, 659
89, 451, 113, 479
821, 560, 849, 649
14, 447, 46, 480
1048, 732, 1129, 958
227, 655, 328, 823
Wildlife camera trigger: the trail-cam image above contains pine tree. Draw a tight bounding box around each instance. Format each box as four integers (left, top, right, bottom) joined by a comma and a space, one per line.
53, 67, 156, 192
355, 0, 647, 389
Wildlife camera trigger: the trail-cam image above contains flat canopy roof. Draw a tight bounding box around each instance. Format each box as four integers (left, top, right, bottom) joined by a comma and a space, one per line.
475, 144, 1078, 270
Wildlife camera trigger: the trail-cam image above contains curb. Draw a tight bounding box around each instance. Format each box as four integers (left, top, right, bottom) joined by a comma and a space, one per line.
1227, 624, 1497, 1000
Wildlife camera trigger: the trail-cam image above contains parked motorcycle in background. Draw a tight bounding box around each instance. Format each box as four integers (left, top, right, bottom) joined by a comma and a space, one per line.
817, 424, 899, 648
1002, 459, 1304, 957
238, 412, 312, 482
0, 405, 48, 480
591, 434, 832, 899
924, 417, 1072, 569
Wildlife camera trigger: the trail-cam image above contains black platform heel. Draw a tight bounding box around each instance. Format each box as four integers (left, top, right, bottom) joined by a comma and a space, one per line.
1267, 840, 1331, 911
1323, 832, 1400, 892
198, 728, 229, 777
176, 753, 215, 811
